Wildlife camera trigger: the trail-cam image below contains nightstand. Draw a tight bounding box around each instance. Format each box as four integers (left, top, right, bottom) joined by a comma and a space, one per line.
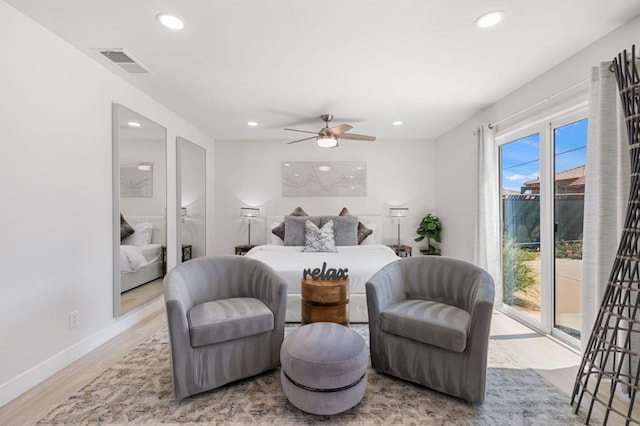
162, 244, 193, 274
180, 244, 192, 262
387, 244, 412, 258
235, 244, 256, 255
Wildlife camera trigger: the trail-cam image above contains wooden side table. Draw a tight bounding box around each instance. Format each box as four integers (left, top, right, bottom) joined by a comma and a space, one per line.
301, 278, 349, 326
387, 244, 412, 257
235, 244, 255, 255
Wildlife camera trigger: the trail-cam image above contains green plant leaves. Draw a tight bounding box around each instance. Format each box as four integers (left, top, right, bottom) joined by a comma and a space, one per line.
415, 213, 441, 256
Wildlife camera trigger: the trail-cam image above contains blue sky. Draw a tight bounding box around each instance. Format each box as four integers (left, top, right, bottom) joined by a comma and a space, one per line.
500, 118, 587, 192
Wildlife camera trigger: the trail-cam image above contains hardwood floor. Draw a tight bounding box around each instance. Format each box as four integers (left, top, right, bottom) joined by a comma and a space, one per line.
0, 305, 166, 426
0, 304, 613, 425
120, 279, 163, 314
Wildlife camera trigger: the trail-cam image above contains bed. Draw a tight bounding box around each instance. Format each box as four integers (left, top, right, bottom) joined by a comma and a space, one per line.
245, 211, 399, 322
119, 216, 165, 293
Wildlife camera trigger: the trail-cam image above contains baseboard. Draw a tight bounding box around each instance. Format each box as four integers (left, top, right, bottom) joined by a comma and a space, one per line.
0, 297, 164, 408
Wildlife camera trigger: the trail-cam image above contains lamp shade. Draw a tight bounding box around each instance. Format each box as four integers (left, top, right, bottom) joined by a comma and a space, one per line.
389, 207, 409, 218
240, 207, 260, 218
317, 136, 338, 148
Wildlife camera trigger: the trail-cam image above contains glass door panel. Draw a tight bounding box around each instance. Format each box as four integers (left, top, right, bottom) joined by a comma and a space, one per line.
553, 118, 587, 339
500, 133, 542, 323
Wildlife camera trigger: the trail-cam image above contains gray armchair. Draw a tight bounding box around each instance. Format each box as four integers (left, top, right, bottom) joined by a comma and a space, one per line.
366, 256, 494, 403
163, 255, 288, 399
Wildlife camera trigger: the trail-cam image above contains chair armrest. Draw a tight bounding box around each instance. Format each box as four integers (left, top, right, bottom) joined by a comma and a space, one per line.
163, 270, 193, 347
255, 270, 288, 323
241, 261, 288, 321
466, 272, 495, 355
366, 262, 406, 317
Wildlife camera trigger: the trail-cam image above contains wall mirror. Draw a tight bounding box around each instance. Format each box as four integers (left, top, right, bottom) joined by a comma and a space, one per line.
177, 137, 206, 262
112, 104, 167, 316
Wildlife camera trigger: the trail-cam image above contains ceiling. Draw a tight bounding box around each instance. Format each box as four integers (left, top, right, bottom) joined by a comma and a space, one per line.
7, 0, 640, 142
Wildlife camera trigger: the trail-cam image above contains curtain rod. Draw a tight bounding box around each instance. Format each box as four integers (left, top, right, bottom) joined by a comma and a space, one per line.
488, 78, 588, 129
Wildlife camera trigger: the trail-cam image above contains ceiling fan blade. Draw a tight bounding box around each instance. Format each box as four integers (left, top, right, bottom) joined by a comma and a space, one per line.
327, 124, 353, 135
284, 128, 318, 135
287, 136, 317, 144
336, 133, 376, 141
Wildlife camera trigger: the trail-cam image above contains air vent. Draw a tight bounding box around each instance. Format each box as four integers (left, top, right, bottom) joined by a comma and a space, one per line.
94, 49, 150, 74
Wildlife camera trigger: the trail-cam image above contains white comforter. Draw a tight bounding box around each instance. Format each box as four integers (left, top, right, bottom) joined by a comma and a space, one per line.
120, 244, 162, 273
245, 244, 399, 293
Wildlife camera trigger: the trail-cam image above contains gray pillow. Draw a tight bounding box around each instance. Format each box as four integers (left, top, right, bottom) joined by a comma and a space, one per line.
284, 215, 321, 246
321, 215, 358, 246
120, 213, 134, 241
272, 207, 308, 241
339, 207, 373, 244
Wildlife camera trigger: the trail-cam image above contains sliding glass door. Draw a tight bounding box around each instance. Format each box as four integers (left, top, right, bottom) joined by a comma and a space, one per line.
553, 118, 587, 339
500, 133, 542, 323
498, 111, 587, 344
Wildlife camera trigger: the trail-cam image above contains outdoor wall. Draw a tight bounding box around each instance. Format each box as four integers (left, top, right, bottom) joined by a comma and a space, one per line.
213, 138, 436, 255
435, 13, 640, 263
0, 1, 214, 407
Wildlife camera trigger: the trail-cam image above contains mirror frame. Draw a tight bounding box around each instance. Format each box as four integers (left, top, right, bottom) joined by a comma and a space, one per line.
177, 136, 207, 262
112, 103, 167, 317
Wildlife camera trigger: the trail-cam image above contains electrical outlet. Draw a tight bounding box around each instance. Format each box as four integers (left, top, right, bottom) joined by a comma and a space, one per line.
69, 310, 79, 329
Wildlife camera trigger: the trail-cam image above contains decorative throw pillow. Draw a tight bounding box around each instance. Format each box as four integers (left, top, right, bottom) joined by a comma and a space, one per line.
359, 223, 377, 244
284, 215, 321, 246
272, 206, 308, 241
270, 222, 284, 245
321, 215, 358, 246
302, 220, 338, 252
120, 214, 134, 241
339, 207, 373, 244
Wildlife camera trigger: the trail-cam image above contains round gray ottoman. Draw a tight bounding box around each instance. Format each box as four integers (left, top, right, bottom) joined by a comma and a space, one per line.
280, 322, 368, 415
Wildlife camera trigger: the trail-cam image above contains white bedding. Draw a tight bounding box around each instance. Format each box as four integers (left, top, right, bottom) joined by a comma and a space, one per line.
120, 243, 162, 273
246, 244, 398, 322
246, 244, 398, 293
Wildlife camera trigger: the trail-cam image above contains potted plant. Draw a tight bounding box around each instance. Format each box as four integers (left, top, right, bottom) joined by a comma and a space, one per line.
415, 213, 442, 255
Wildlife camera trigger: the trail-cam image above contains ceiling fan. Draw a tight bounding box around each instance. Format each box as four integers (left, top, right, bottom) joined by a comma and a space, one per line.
285, 114, 376, 148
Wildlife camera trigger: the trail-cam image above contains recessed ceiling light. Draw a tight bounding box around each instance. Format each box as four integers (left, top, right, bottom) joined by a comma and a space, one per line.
475, 10, 504, 28
392, 121, 403, 126
247, 121, 258, 127
127, 121, 141, 127
157, 13, 184, 30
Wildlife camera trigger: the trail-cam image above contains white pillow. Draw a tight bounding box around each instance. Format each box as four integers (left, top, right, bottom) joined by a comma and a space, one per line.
270, 222, 284, 245
121, 222, 153, 246
359, 223, 377, 245
302, 220, 338, 252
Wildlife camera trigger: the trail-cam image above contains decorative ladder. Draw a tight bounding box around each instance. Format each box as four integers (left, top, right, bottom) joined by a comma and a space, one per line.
571, 46, 640, 425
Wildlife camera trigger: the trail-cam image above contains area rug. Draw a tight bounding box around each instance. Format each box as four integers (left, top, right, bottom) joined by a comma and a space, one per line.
38, 325, 592, 425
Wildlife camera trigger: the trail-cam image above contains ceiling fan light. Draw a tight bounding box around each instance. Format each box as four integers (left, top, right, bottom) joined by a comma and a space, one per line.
317, 136, 338, 148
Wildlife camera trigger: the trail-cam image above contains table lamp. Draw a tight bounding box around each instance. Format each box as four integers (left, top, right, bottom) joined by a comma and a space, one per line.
240, 207, 260, 245
389, 207, 409, 246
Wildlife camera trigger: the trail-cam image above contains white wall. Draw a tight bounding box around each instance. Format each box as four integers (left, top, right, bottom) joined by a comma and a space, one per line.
435, 14, 640, 262
213, 138, 436, 254
0, 1, 214, 406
